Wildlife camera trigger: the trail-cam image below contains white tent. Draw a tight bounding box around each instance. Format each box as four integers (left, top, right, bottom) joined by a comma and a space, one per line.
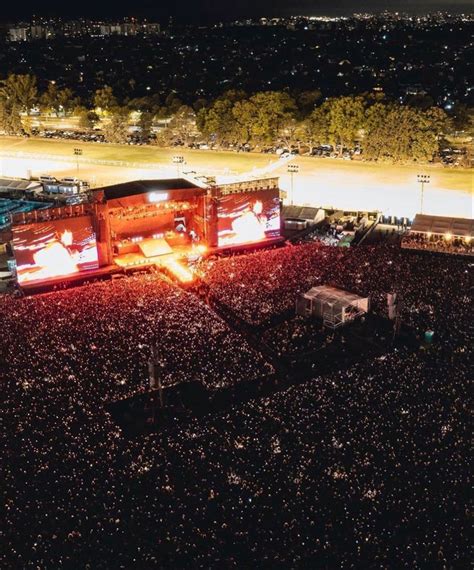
402, 214, 473, 256
409, 214, 474, 238
296, 285, 370, 329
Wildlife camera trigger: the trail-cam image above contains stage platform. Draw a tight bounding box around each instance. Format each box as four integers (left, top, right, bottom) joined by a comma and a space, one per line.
19, 237, 286, 294
20, 265, 122, 295
138, 237, 173, 258
212, 236, 285, 256
114, 244, 196, 283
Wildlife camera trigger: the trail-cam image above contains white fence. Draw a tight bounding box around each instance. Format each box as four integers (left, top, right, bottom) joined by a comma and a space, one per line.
0, 149, 164, 170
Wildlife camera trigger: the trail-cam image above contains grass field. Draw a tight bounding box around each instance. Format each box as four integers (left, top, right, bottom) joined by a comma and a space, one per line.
0, 136, 472, 219
0, 136, 272, 172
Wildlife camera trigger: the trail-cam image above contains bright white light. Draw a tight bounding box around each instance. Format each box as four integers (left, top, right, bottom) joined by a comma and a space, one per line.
148, 192, 169, 203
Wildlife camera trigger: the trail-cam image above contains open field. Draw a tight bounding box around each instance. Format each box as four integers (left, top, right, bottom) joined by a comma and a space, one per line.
0, 136, 472, 218
0, 136, 276, 178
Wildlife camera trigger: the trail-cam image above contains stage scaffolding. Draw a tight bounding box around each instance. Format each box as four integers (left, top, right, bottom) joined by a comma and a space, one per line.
296, 285, 370, 329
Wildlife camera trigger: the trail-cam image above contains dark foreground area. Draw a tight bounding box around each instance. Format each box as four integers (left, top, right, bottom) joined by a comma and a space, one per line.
1, 243, 470, 568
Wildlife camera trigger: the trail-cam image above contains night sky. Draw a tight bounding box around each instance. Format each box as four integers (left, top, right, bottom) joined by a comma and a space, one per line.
1, 0, 472, 22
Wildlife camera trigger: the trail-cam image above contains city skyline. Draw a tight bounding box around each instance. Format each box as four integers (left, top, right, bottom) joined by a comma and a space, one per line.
1, 0, 472, 23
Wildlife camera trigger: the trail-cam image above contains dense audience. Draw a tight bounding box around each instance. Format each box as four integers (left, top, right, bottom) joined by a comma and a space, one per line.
262, 317, 329, 357
200, 242, 472, 339
1, 275, 273, 395
402, 232, 473, 255
2, 243, 471, 568
199, 242, 345, 325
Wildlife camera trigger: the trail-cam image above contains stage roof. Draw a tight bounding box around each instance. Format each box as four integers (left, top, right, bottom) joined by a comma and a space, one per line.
99, 179, 204, 201
411, 214, 474, 238
0, 178, 42, 192
282, 205, 322, 221
303, 285, 369, 310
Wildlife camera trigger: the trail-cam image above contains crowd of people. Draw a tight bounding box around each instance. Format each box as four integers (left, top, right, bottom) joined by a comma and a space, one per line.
2, 242, 470, 567
200, 241, 471, 340
199, 242, 346, 326
401, 232, 473, 256
261, 317, 330, 357
1, 274, 274, 396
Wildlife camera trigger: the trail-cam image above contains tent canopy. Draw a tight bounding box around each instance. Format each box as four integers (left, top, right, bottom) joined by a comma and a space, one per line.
410, 214, 474, 238
297, 285, 370, 328
303, 285, 368, 310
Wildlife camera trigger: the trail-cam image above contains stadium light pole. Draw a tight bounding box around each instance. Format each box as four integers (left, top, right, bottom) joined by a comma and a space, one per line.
287, 163, 299, 206
172, 155, 185, 177
417, 174, 430, 214
74, 148, 83, 176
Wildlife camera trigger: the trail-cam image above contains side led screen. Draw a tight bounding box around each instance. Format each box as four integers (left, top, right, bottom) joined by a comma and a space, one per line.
13, 216, 99, 285
217, 189, 280, 247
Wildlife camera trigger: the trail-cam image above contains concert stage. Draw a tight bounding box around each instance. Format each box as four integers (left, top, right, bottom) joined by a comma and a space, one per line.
10, 177, 282, 289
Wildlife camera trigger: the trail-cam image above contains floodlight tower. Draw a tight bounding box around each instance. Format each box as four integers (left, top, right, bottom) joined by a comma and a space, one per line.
172, 155, 185, 177
74, 147, 83, 175
287, 163, 299, 206
417, 174, 430, 214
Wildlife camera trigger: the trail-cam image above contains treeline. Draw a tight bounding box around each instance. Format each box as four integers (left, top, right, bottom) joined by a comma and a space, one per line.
198, 91, 455, 163
0, 73, 472, 163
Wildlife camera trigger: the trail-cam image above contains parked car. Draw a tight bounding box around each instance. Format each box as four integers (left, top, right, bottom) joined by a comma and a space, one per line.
60, 177, 80, 185
39, 175, 58, 184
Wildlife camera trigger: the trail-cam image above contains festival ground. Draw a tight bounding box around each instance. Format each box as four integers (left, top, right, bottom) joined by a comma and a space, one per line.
0, 136, 472, 219
109, 313, 417, 437
3, 239, 470, 568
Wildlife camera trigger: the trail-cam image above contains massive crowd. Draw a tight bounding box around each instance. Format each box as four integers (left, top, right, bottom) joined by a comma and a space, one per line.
199, 242, 345, 326
2, 242, 471, 568
401, 232, 473, 256
1, 275, 273, 396
201, 242, 472, 341
261, 317, 329, 357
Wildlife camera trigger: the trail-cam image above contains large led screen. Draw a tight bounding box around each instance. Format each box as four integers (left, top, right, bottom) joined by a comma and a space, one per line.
217, 189, 280, 247
13, 216, 99, 284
